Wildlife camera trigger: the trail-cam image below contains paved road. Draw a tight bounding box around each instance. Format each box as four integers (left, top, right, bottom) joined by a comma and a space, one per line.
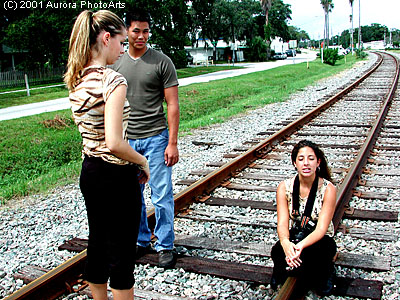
0, 52, 316, 121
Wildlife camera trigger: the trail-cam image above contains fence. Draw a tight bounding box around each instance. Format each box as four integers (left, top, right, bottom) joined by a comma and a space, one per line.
0, 67, 65, 89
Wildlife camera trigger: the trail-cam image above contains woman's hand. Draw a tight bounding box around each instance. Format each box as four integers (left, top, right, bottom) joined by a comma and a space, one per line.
276, 181, 304, 268
282, 239, 302, 268
286, 255, 302, 269
137, 158, 150, 184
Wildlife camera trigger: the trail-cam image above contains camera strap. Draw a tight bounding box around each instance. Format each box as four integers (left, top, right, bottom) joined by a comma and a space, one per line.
292, 172, 319, 228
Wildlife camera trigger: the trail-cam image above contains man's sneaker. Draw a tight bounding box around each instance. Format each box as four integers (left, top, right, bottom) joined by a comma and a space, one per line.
158, 249, 177, 269
135, 244, 155, 259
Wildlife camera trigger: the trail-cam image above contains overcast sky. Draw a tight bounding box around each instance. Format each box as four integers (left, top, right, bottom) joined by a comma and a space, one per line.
282, 0, 400, 40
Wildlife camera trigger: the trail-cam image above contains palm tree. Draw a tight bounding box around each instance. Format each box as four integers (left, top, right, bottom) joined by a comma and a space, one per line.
260, 0, 272, 26
320, 0, 334, 48
349, 0, 354, 54
260, 0, 273, 59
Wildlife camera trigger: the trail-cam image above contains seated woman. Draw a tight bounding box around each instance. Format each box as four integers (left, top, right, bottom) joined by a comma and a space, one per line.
271, 140, 337, 296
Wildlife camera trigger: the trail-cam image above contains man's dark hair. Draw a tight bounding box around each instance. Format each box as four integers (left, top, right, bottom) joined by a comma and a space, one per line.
125, 9, 151, 28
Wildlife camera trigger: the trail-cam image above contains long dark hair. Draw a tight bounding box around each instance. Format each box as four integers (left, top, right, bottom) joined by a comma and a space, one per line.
291, 140, 332, 181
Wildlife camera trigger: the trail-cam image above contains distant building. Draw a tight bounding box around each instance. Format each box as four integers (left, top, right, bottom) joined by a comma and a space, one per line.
185, 39, 245, 64
270, 37, 289, 53
1, 45, 28, 71
363, 40, 385, 50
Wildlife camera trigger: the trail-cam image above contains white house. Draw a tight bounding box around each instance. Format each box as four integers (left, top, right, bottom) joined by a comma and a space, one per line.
185, 39, 245, 64
270, 37, 289, 53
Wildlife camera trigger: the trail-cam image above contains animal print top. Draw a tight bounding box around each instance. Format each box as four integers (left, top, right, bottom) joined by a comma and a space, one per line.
69, 66, 130, 165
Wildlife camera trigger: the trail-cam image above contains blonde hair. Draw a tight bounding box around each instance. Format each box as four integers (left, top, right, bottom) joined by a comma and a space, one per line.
64, 10, 125, 90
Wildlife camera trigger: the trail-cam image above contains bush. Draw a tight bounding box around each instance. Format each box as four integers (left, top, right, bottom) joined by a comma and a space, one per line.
322, 48, 340, 66
356, 49, 367, 59
169, 49, 187, 69
246, 37, 267, 62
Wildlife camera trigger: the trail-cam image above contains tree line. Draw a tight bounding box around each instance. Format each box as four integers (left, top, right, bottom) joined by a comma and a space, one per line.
319, 0, 399, 50
1, 0, 398, 72
1, 0, 299, 71
305, 23, 400, 50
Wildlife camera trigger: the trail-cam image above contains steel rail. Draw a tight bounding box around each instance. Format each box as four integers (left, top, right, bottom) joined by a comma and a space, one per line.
275, 51, 399, 300
4, 53, 385, 300
4, 251, 87, 300
333, 51, 399, 230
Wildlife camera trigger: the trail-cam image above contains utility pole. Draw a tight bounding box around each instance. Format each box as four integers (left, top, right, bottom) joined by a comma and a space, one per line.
390, 30, 392, 47
350, 3, 354, 55
384, 30, 386, 47
358, 0, 361, 49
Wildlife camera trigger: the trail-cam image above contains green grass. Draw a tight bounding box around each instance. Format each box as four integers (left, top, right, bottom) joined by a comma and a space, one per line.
0, 85, 69, 109
176, 65, 242, 79
0, 55, 363, 204
0, 66, 242, 109
0, 111, 82, 202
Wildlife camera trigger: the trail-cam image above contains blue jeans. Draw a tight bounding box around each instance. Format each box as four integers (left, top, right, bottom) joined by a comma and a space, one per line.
129, 129, 175, 251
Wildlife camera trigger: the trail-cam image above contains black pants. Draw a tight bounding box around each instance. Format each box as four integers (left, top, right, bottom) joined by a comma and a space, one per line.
79, 156, 142, 290
271, 235, 337, 289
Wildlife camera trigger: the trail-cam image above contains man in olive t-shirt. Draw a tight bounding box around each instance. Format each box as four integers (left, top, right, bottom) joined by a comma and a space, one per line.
111, 9, 179, 269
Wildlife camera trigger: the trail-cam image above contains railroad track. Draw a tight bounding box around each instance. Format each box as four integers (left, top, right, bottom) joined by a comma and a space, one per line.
5, 51, 399, 300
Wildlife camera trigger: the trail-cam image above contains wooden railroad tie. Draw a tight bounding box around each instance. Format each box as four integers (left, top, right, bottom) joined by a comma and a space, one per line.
57, 236, 384, 299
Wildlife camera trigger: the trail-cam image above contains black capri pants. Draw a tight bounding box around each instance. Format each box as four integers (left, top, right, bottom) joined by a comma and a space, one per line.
271, 235, 337, 288
79, 155, 142, 290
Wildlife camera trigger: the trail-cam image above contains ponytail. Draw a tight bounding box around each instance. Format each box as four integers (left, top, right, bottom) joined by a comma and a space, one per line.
64, 10, 125, 90
64, 10, 92, 90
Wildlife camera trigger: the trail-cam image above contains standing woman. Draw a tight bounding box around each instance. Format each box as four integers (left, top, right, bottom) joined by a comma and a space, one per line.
64, 10, 150, 300
271, 140, 337, 296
